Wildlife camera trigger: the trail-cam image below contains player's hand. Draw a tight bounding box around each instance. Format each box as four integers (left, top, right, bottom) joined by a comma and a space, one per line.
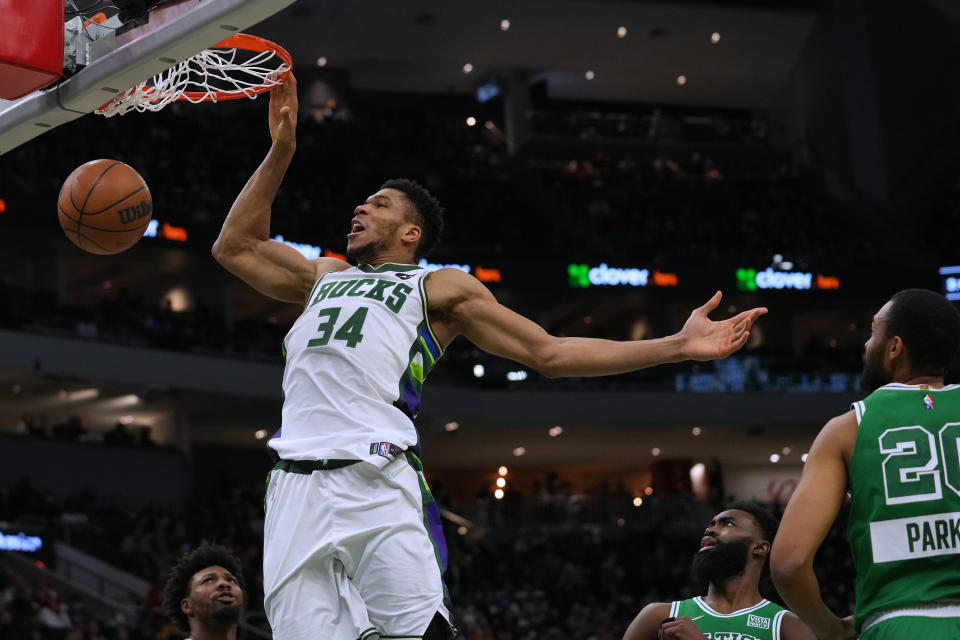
822, 616, 857, 640
268, 72, 298, 149
677, 291, 767, 361
658, 616, 707, 639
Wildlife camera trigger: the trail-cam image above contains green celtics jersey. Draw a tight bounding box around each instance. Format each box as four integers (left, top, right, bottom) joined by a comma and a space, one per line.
848, 383, 960, 631
669, 597, 787, 640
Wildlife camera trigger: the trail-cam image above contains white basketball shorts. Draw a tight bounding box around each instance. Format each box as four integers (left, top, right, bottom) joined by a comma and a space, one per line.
263, 452, 452, 640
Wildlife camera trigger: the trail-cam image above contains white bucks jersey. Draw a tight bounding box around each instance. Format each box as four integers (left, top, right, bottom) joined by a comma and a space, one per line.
272, 263, 444, 465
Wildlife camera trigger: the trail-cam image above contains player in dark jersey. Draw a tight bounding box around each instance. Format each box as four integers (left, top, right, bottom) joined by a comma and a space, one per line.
771, 289, 960, 640
624, 502, 815, 640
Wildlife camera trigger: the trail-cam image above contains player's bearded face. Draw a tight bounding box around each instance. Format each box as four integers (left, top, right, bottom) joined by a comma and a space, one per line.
346, 218, 404, 265
691, 538, 750, 586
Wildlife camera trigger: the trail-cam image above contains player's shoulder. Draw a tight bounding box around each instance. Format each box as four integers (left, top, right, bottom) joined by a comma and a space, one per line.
313, 257, 351, 279
777, 610, 817, 640
423, 266, 489, 304
808, 409, 858, 461
624, 602, 674, 638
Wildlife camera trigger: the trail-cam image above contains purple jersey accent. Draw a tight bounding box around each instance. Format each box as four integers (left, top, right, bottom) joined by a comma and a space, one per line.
426, 499, 448, 571
399, 378, 421, 419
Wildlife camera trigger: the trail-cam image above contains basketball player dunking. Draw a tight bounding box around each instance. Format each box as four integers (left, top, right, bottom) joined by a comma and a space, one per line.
772, 290, 960, 640
623, 503, 815, 640
212, 74, 767, 640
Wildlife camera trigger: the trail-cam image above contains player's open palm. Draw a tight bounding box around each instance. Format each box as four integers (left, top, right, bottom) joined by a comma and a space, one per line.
678, 291, 767, 361
268, 72, 298, 147
658, 617, 708, 639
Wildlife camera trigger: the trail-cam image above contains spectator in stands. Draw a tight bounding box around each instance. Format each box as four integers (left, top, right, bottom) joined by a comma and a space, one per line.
162, 543, 247, 640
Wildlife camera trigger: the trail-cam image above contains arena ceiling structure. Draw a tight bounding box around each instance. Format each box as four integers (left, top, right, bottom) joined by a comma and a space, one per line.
251, 0, 816, 108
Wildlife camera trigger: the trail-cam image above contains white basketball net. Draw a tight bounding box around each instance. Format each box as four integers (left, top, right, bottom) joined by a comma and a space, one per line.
96, 46, 289, 117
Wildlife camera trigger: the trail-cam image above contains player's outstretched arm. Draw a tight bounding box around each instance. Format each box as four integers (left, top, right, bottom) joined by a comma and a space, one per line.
623, 602, 676, 640
428, 268, 766, 377
770, 411, 857, 640
212, 73, 345, 303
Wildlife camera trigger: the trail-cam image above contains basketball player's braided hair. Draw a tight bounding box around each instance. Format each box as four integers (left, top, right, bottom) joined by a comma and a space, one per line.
380, 178, 444, 260
161, 543, 248, 633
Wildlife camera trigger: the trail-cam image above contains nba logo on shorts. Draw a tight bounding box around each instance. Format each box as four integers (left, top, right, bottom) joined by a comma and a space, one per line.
378, 442, 392, 457
923, 394, 935, 410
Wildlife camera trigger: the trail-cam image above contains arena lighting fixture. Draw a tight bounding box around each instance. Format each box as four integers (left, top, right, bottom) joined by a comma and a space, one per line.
444, 421, 459, 432
617, 518, 626, 526
457, 526, 468, 535
633, 497, 643, 507
513, 446, 526, 457
801, 453, 809, 462
676, 75, 687, 86
691, 426, 702, 436
255, 429, 268, 440
465, 116, 476, 127
11, 384, 21, 394
56, 388, 100, 402
548, 426, 563, 437
585, 70, 595, 80
500, 18, 510, 31
644, 486, 653, 496
119, 415, 135, 424
711, 32, 721, 44
316, 56, 327, 67
651, 447, 661, 456
770, 453, 781, 463
494, 488, 505, 499
617, 26, 627, 38
782, 446, 791, 455
462, 63, 474, 74
496, 477, 506, 488
690, 462, 707, 485
472, 364, 485, 378
498, 466, 508, 476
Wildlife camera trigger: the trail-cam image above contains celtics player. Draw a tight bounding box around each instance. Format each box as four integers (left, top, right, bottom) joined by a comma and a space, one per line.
623, 502, 815, 640
212, 74, 767, 640
771, 289, 960, 640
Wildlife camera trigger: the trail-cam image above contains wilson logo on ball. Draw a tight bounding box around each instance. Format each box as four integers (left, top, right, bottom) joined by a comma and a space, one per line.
117, 199, 153, 225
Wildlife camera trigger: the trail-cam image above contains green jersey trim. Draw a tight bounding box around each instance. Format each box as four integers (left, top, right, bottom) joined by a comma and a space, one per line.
772, 609, 786, 640
418, 271, 443, 354
853, 400, 866, 425
691, 596, 773, 618
356, 262, 422, 273
876, 383, 960, 392
863, 602, 960, 633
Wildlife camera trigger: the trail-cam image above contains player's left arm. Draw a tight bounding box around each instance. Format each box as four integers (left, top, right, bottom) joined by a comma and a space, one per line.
426, 268, 767, 377
770, 410, 858, 640
778, 611, 819, 640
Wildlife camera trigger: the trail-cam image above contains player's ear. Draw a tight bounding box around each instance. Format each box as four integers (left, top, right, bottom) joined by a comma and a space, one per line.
754, 539, 771, 558
888, 335, 904, 361
402, 223, 422, 247
181, 598, 193, 616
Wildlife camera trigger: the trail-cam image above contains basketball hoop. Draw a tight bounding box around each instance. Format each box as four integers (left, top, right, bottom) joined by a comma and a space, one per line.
95, 33, 292, 117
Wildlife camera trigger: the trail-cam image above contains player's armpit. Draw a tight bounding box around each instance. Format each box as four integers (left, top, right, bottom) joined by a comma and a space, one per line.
622, 602, 672, 640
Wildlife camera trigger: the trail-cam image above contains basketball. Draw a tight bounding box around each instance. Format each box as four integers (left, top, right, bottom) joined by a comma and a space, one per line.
57, 159, 153, 255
